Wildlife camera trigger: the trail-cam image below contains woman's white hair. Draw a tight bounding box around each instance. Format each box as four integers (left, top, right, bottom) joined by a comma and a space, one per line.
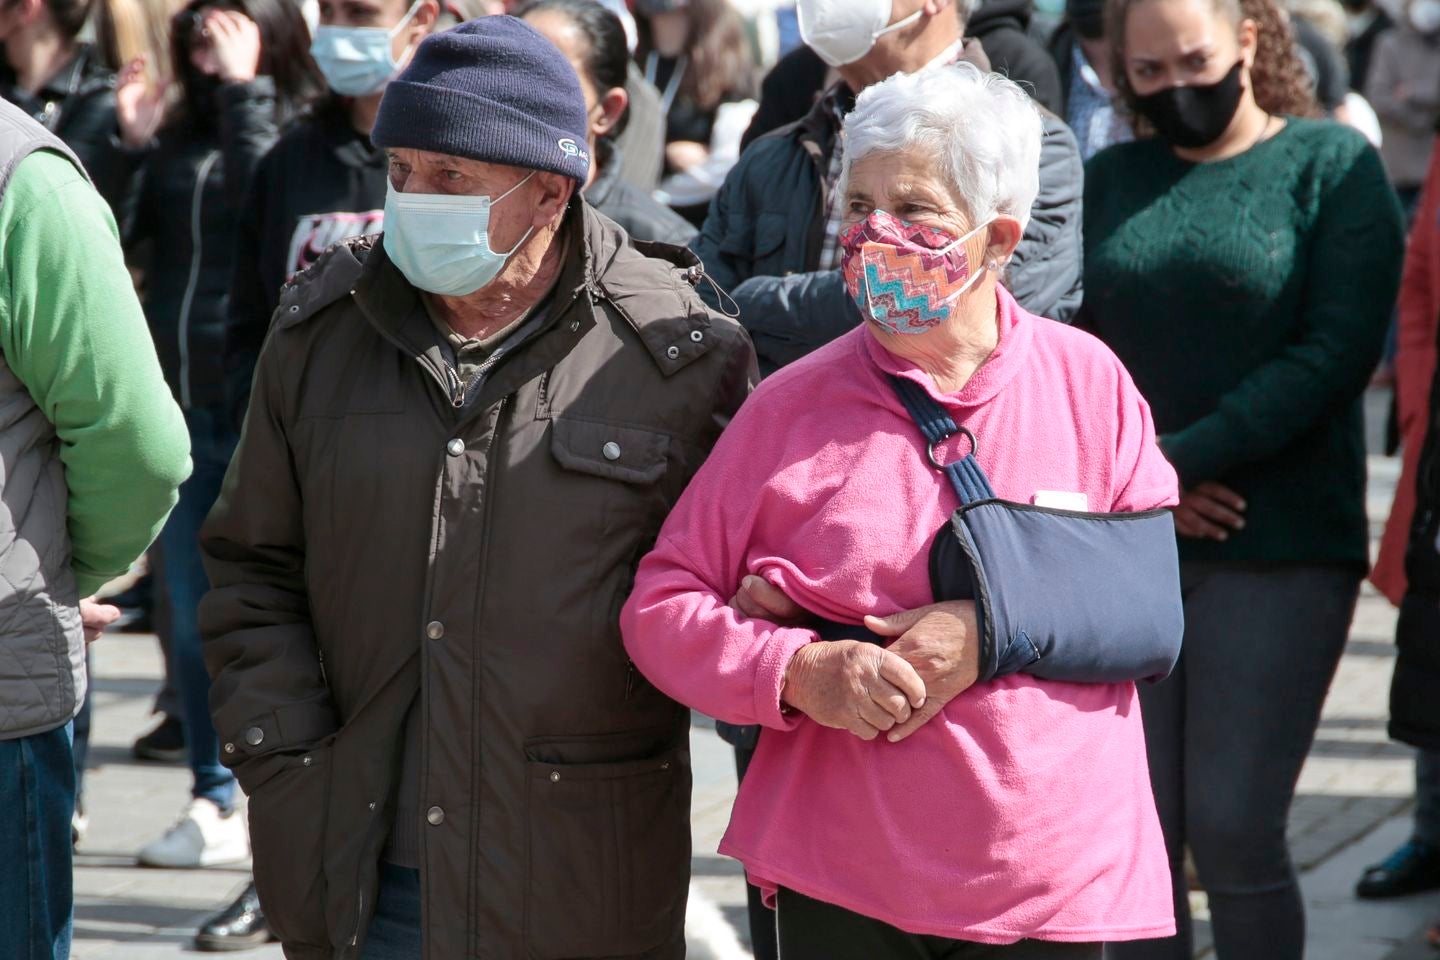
840, 62, 1043, 230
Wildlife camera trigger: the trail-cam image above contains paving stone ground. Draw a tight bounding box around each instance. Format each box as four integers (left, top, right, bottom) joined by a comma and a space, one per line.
67, 391, 1440, 959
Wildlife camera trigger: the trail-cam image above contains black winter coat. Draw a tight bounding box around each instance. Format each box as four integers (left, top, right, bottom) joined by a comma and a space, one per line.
968, 0, 1064, 113
127, 79, 281, 409
225, 97, 388, 428
0, 44, 140, 214
1392, 329, 1440, 750
588, 145, 697, 247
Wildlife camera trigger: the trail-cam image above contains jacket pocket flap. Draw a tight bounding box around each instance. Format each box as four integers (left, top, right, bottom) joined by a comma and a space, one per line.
549, 417, 669, 486
716, 211, 788, 260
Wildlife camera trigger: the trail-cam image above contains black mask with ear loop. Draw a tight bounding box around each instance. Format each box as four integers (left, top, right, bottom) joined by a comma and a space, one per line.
1133, 59, 1246, 148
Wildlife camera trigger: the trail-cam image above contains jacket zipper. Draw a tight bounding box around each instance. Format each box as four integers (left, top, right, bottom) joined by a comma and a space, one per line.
176, 150, 220, 410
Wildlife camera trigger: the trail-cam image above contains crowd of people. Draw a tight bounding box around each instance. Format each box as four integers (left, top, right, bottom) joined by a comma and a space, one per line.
0, 0, 1435, 956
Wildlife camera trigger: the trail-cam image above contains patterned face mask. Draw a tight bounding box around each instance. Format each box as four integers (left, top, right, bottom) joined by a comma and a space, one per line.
841, 210, 993, 335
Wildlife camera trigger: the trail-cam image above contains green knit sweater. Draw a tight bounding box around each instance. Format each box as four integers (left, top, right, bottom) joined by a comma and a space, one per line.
1082, 119, 1404, 567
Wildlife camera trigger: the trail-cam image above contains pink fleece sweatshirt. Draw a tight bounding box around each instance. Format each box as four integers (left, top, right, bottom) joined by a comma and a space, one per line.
621, 287, 1179, 944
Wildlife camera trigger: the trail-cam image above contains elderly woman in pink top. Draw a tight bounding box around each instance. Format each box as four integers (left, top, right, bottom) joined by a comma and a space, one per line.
622, 63, 1182, 958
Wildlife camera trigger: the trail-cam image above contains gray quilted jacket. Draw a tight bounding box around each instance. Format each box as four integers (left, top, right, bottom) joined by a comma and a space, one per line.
0, 100, 189, 740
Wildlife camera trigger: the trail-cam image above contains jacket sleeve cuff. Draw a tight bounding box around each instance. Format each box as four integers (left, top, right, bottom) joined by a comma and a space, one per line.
752, 628, 816, 732
217, 75, 276, 107
1158, 420, 1229, 488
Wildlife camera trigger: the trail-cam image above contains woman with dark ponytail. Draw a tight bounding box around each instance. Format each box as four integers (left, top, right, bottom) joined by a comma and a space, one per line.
1082, 0, 1405, 955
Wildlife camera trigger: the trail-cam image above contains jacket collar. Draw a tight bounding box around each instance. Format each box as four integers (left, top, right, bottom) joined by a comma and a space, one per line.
353, 198, 718, 386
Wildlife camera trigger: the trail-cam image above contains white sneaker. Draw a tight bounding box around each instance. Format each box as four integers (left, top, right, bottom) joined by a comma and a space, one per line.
137, 799, 249, 868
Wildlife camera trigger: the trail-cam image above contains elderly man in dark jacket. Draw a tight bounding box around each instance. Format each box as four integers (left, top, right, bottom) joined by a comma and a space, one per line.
693, 0, 1083, 377
199, 17, 754, 960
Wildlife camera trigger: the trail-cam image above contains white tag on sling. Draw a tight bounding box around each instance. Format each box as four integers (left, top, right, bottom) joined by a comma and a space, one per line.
1033, 491, 1089, 511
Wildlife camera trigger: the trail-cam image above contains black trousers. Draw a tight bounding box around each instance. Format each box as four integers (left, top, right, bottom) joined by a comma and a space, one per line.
732, 741, 779, 960
776, 888, 1103, 960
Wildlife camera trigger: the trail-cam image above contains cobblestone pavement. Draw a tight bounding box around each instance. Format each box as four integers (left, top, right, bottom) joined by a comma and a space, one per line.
69, 394, 1440, 959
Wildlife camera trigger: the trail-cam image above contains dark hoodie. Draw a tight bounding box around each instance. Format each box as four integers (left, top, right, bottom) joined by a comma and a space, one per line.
224, 96, 388, 426
967, 0, 1063, 112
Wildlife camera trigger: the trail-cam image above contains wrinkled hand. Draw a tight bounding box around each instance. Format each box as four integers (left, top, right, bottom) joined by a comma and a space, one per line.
781, 640, 926, 741
863, 601, 979, 743
115, 57, 168, 149
1171, 481, 1246, 541
729, 575, 809, 626
207, 10, 262, 83
80, 597, 121, 645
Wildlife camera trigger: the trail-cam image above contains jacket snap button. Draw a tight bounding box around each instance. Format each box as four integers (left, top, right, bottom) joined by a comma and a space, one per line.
369, 801, 376, 811
244, 727, 264, 746
660, 761, 671, 770
302, 756, 312, 767
425, 620, 445, 640
446, 438, 464, 456
427, 806, 445, 825
549, 771, 561, 783
602, 442, 621, 461
666, 345, 680, 360
288, 305, 299, 313
223, 742, 235, 754
690, 330, 704, 342
569, 320, 580, 332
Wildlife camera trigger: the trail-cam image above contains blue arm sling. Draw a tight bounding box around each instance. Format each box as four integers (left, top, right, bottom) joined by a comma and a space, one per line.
817, 376, 1183, 684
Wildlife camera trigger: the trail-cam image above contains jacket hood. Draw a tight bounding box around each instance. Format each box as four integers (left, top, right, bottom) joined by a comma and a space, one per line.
968, 0, 1034, 33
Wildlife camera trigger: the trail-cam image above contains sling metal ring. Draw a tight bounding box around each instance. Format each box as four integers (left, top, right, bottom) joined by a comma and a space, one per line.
927, 426, 978, 470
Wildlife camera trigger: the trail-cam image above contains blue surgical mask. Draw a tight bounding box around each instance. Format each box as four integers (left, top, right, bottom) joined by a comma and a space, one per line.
382, 173, 537, 297
310, 0, 422, 97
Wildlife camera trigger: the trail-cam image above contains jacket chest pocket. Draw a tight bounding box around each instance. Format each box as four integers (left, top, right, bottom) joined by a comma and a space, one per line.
717, 211, 791, 279
523, 739, 691, 958
547, 415, 674, 542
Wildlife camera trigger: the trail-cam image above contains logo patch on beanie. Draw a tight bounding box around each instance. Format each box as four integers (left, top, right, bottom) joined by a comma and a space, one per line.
558, 138, 590, 164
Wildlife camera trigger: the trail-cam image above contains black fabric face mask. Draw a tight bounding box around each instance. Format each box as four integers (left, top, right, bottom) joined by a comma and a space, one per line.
1132, 60, 1246, 149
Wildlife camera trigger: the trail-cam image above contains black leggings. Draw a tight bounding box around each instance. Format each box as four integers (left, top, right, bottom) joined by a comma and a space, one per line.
775, 888, 1103, 960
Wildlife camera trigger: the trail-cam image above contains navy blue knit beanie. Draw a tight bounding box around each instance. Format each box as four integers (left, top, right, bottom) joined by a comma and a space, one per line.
372, 16, 591, 183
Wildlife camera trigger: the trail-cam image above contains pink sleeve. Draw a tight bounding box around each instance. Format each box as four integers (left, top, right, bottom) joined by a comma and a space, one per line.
619, 398, 814, 731
1109, 361, 1181, 512
622, 534, 813, 730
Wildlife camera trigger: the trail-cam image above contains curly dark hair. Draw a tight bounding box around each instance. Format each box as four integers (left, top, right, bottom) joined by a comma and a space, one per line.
1106, 0, 1320, 125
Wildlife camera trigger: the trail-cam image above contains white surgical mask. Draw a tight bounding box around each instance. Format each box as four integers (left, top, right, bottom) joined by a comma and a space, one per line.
382, 173, 537, 297
310, 0, 422, 97
797, 0, 924, 67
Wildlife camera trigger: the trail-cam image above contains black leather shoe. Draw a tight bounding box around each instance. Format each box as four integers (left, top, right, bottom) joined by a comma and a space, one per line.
132, 714, 186, 763
1356, 840, 1440, 899
194, 883, 276, 952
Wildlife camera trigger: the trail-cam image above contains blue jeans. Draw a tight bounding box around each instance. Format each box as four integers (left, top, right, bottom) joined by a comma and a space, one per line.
0, 723, 75, 960
360, 864, 421, 959
158, 405, 237, 811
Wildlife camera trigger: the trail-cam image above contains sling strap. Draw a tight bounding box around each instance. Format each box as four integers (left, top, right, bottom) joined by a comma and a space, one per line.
888, 375, 996, 504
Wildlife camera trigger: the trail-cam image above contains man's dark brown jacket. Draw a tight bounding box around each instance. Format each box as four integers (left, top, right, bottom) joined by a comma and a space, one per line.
199, 201, 756, 960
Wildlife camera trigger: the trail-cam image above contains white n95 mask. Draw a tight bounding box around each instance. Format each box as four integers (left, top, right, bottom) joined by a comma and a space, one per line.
797, 0, 923, 67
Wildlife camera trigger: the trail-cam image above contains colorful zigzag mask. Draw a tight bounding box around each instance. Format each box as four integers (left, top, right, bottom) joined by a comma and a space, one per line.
840, 210, 990, 335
